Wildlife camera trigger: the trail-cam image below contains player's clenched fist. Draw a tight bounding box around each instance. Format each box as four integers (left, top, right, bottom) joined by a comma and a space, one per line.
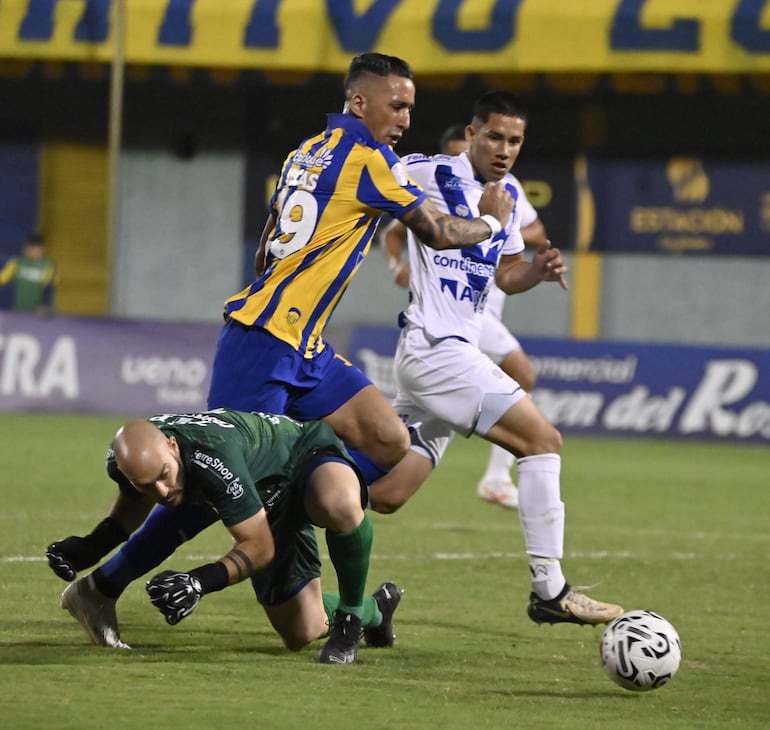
478, 181, 514, 229
146, 570, 203, 625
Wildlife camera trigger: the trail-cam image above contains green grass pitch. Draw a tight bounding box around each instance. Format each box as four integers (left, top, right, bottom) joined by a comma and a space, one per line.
1, 412, 768, 729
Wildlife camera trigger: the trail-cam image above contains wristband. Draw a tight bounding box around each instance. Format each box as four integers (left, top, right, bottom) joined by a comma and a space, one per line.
479, 214, 502, 236
189, 562, 229, 595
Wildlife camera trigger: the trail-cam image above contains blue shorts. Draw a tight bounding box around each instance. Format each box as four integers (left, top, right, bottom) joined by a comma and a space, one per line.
207, 320, 372, 421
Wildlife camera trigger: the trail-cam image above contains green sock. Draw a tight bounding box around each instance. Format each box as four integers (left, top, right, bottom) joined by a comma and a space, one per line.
322, 592, 382, 630
324, 514, 373, 619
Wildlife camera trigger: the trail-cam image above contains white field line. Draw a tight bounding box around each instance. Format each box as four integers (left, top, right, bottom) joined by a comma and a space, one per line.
1, 550, 754, 564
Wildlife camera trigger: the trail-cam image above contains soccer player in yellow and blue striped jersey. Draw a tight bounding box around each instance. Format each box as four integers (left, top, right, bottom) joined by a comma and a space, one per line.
209, 52, 515, 484
225, 114, 423, 358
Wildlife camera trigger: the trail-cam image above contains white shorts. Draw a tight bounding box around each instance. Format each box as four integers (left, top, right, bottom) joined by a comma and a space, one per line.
478, 310, 521, 364
392, 326, 527, 465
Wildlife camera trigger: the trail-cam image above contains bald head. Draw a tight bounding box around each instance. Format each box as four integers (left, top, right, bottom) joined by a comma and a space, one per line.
113, 421, 180, 500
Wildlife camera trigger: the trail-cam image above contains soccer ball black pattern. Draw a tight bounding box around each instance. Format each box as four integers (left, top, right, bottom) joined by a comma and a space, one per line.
600, 610, 682, 692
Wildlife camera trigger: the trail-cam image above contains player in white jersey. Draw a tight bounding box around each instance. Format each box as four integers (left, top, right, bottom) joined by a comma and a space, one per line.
384, 128, 546, 509
370, 91, 624, 627
474, 179, 544, 508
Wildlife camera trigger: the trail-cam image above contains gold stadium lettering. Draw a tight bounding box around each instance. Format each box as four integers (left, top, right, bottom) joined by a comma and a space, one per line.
629, 207, 744, 235
8, 0, 770, 59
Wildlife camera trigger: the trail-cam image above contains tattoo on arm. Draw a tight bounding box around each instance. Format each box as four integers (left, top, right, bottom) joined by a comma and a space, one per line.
404, 200, 493, 251
223, 548, 255, 582
404, 205, 439, 244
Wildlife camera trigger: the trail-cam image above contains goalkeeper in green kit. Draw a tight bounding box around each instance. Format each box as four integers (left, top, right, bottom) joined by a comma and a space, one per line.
47, 408, 402, 664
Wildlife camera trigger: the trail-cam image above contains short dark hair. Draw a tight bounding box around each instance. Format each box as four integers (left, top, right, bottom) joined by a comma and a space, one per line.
344, 52, 413, 95
439, 124, 466, 153
472, 91, 528, 125
27, 232, 44, 246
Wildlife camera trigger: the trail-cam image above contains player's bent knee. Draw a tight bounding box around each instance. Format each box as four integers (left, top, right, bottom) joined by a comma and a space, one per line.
339, 416, 408, 469
278, 620, 327, 651
282, 634, 311, 652
517, 424, 562, 457
371, 421, 410, 469
327, 502, 365, 532
535, 425, 562, 454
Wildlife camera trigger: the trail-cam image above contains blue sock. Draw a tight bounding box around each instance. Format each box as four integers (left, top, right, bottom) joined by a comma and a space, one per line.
93, 503, 218, 598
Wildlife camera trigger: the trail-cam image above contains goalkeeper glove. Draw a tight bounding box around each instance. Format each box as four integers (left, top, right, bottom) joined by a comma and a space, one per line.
146, 570, 203, 626
46, 518, 128, 582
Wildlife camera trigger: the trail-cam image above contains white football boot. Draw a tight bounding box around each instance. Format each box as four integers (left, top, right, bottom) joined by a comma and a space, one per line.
477, 478, 519, 510
60, 574, 131, 649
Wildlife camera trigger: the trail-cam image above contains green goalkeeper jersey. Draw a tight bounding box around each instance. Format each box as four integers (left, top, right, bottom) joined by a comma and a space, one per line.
106, 408, 359, 527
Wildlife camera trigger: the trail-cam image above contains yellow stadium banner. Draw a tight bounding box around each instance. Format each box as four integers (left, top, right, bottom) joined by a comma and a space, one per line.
0, 0, 769, 73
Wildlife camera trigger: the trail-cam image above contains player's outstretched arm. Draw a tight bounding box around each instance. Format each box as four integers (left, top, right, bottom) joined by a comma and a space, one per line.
496, 244, 568, 295
521, 218, 548, 247
46, 493, 154, 582
401, 182, 513, 251
146, 509, 275, 625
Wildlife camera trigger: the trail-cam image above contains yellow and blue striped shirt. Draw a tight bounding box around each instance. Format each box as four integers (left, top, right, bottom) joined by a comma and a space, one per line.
224, 114, 425, 358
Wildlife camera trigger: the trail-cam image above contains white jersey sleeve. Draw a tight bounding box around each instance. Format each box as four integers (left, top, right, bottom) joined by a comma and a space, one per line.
400, 152, 524, 345
509, 175, 538, 229
484, 175, 539, 321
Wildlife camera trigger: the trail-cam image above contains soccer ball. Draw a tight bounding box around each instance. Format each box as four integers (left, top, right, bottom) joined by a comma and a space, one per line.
599, 610, 681, 691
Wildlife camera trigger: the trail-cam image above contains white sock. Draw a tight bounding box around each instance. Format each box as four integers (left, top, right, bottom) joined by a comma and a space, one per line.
529, 557, 566, 600
517, 454, 566, 599
481, 444, 515, 483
